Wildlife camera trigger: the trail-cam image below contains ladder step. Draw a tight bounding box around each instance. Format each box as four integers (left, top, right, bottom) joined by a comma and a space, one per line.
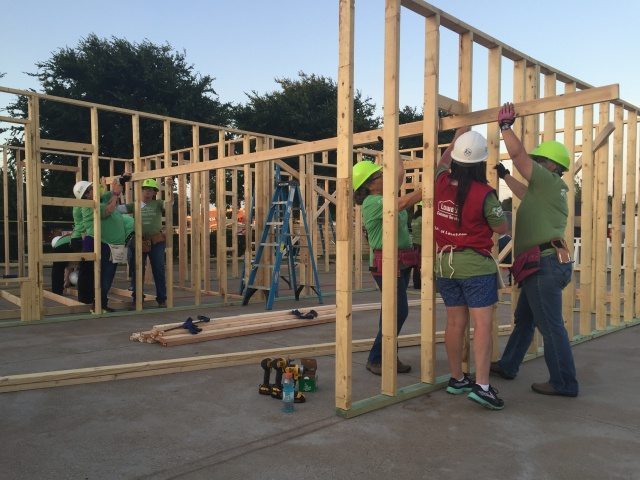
246, 285, 271, 291
260, 242, 280, 246
267, 222, 283, 226
272, 201, 288, 205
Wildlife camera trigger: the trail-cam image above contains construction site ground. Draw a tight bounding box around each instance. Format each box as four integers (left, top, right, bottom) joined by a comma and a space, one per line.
1, 267, 639, 480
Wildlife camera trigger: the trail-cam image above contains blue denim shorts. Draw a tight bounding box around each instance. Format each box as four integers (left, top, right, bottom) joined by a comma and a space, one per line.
436, 273, 498, 308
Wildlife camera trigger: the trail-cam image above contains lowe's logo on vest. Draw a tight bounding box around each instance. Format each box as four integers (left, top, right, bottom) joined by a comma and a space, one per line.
437, 200, 458, 221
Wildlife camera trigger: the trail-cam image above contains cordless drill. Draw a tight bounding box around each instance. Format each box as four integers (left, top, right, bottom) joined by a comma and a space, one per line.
270, 357, 289, 399
259, 357, 273, 396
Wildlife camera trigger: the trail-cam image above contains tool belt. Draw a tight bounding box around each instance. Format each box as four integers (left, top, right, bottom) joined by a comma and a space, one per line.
370, 248, 420, 277
108, 244, 127, 264
142, 232, 166, 252
512, 238, 571, 285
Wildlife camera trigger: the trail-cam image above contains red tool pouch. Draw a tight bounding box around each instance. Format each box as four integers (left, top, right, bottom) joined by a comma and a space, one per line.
511, 245, 541, 284
398, 247, 420, 269
371, 248, 419, 277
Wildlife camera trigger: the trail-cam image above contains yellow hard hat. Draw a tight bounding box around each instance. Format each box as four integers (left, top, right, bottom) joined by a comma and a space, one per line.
352, 161, 382, 191
142, 179, 159, 191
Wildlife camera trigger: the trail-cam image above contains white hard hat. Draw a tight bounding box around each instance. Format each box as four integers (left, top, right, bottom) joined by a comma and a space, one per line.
68, 271, 79, 286
51, 236, 63, 248
451, 131, 488, 164
73, 180, 93, 200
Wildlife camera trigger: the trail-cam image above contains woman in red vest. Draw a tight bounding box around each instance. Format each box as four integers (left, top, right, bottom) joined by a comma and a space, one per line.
435, 129, 508, 410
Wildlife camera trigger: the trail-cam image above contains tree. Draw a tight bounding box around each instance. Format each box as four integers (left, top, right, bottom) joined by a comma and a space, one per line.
233, 72, 380, 142
5, 34, 233, 219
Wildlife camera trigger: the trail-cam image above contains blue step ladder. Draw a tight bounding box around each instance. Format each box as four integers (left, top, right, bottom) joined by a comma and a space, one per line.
316, 197, 336, 260
242, 179, 323, 310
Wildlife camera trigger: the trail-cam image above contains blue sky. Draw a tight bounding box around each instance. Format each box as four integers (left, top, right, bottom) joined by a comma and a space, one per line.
2, 0, 639, 117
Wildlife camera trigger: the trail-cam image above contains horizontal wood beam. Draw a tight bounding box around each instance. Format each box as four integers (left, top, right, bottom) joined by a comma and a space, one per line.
41, 197, 94, 208
0, 326, 514, 393
40, 163, 80, 173
127, 85, 619, 182
40, 139, 94, 154
42, 252, 96, 262
0, 115, 29, 125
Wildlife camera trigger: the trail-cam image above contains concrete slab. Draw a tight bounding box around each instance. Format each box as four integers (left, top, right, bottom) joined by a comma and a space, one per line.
0, 290, 638, 479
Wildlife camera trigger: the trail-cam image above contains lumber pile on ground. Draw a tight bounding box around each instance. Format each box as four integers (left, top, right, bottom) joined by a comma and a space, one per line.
130, 301, 424, 347
131, 303, 380, 347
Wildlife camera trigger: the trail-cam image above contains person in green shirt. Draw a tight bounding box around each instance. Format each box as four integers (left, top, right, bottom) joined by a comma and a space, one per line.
410, 204, 422, 289
353, 155, 422, 376
50, 234, 73, 295
118, 176, 172, 308
74, 177, 127, 312
491, 102, 578, 398
435, 129, 508, 411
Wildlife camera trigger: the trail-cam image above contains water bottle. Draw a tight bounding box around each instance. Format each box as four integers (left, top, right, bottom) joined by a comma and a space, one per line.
282, 372, 295, 413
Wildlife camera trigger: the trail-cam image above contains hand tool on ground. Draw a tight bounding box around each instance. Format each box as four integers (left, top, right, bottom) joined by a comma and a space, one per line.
259, 357, 273, 395
162, 316, 211, 335
270, 357, 290, 399
291, 309, 318, 319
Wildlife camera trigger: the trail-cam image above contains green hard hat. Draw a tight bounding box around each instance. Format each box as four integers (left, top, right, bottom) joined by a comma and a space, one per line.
352, 161, 382, 191
142, 178, 159, 191
530, 141, 570, 170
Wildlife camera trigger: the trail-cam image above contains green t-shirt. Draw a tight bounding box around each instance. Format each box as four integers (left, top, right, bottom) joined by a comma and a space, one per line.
434, 167, 507, 279
514, 162, 568, 258
82, 192, 126, 244
125, 200, 164, 236
71, 206, 85, 238
122, 214, 134, 238
411, 216, 422, 246
81, 192, 112, 236
361, 194, 412, 251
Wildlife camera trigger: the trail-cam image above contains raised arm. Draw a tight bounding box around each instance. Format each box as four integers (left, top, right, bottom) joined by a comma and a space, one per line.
498, 102, 533, 181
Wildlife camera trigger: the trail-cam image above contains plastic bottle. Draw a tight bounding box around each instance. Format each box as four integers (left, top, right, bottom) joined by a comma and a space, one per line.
281, 372, 295, 413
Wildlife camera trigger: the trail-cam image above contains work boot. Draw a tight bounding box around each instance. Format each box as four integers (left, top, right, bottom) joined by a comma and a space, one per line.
366, 362, 382, 376
397, 358, 412, 374
157, 300, 167, 308
531, 382, 578, 397
490, 361, 516, 380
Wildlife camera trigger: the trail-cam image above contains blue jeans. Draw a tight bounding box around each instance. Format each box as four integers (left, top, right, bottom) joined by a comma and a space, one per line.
100, 243, 118, 308
80, 237, 119, 308
130, 241, 167, 302
498, 254, 579, 395
368, 269, 411, 365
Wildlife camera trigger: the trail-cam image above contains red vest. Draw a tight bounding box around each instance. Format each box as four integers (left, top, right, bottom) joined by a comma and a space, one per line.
434, 171, 495, 254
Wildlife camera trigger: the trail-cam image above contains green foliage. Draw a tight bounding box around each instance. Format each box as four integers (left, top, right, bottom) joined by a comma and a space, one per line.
7, 34, 233, 159
5, 35, 233, 218
233, 72, 380, 141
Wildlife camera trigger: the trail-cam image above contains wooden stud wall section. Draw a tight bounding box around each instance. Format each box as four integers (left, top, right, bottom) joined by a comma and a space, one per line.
487, 45, 501, 361
2, 0, 640, 416
579, 105, 595, 336
420, 12, 439, 384
217, 131, 228, 299
610, 105, 624, 326
562, 82, 577, 338
594, 103, 610, 329
335, 0, 355, 412
380, 0, 401, 396
458, 29, 473, 374
628, 113, 639, 320
2, 147, 9, 275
